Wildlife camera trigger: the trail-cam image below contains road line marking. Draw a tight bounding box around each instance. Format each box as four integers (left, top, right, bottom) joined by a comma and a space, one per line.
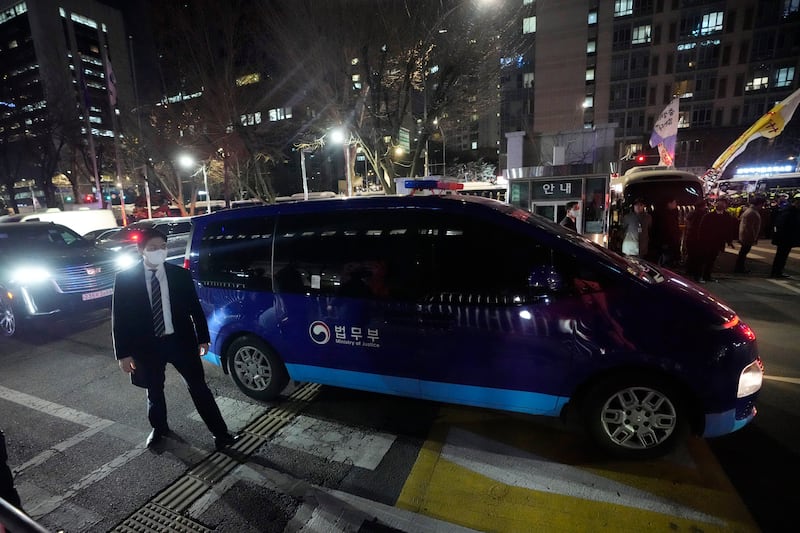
440, 427, 723, 525
272, 414, 396, 470
723, 249, 766, 260
765, 278, 800, 294
764, 375, 800, 385
0, 384, 110, 427
13, 420, 115, 475
187, 395, 263, 432
28, 447, 148, 519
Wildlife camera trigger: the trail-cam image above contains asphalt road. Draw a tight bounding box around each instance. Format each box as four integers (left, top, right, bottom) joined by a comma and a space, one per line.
0, 243, 797, 533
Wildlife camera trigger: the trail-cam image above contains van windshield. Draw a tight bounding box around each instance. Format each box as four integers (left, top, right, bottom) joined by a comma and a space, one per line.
499, 203, 664, 284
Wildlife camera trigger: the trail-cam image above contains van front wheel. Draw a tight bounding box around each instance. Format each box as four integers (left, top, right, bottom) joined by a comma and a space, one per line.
583, 376, 687, 459
226, 336, 289, 402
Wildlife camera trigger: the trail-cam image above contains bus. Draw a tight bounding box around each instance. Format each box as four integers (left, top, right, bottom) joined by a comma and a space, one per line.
717, 172, 800, 198
609, 166, 704, 253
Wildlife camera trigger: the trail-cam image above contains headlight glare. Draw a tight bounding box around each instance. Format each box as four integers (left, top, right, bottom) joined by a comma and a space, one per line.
10, 267, 51, 284
737, 358, 764, 398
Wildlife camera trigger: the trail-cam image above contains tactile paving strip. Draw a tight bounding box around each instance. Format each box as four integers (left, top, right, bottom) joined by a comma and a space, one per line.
112, 383, 321, 532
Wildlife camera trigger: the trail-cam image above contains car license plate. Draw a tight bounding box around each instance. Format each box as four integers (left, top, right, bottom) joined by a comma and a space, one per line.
82, 288, 113, 301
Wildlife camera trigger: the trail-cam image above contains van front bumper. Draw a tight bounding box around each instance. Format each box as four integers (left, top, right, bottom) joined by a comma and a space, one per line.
702, 395, 758, 437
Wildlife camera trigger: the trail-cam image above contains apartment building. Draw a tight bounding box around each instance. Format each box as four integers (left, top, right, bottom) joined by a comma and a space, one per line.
502, 0, 800, 175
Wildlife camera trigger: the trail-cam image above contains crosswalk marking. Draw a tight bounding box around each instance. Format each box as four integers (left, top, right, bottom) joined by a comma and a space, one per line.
271, 414, 396, 470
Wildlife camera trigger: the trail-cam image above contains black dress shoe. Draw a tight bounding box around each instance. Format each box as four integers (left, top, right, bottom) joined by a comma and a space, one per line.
770, 273, 791, 279
213, 432, 240, 451
146, 428, 170, 449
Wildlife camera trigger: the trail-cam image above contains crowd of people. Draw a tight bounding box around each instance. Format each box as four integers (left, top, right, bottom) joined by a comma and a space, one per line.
616, 192, 800, 282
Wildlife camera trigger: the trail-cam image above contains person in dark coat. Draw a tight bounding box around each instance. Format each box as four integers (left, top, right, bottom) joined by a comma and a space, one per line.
651, 197, 681, 267
684, 198, 709, 280
112, 227, 239, 450
0, 429, 22, 510
770, 194, 800, 278
693, 196, 737, 283
560, 201, 579, 232
735, 196, 765, 274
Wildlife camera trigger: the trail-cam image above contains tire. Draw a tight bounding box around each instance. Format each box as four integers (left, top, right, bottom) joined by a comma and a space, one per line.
226, 336, 289, 402
583, 375, 688, 459
0, 292, 17, 337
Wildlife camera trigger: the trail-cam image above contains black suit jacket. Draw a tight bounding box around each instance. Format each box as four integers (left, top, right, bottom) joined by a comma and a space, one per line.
112, 262, 210, 365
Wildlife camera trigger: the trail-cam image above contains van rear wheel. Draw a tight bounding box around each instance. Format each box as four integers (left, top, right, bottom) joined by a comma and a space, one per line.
583, 375, 687, 459
226, 336, 289, 402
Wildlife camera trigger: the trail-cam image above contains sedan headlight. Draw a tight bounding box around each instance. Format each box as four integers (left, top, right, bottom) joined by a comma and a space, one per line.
10, 267, 51, 284
115, 253, 139, 270
737, 357, 764, 398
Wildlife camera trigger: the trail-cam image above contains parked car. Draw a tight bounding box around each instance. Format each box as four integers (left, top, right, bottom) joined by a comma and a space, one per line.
185, 192, 763, 459
82, 227, 122, 243
0, 208, 118, 236
95, 217, 193, 267
0, 222, 120, 336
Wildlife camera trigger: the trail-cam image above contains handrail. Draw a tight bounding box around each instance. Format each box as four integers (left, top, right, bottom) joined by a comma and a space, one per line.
0, 497, 50, 533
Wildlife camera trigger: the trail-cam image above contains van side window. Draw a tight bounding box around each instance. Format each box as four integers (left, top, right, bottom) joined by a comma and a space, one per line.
273, 211, 420, 300
417, 212, 550, 300
197, 217, 274, 290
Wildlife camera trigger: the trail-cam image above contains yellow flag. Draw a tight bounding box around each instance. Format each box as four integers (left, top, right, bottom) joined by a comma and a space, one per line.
711, 87, 800, 174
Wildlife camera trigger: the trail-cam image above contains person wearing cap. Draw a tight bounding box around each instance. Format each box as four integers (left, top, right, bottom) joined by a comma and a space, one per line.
693, 196, 737, 283
621, 198, 652, 258
735, 196, 766, 274
770, 193, 800, 279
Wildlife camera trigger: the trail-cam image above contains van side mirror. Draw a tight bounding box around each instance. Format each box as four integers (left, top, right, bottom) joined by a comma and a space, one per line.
528, 266, 565, 294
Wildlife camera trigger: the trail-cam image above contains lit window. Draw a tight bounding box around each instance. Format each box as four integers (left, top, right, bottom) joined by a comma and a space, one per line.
523, 16, 536, 34
523, 0, 534, 5
471, 141, 478, 150
614, 0, 633, 17
352, 74, 360, 82
71, 13, 98, 29
678, 112, 690, 128
632, 25, 651, 44
268, 107, 293, 121
523, 72, 534, 87
8, 39, 17, 49
585, 68, 595, 81
582, 96, 594, 108
588, 11, 598, 25
745, 76, 769, 91
775, 67, 795, 87
351, 58, 359, 65
587, 40, 596, 54
700, 11, 724, 35
236, 73, 261, 86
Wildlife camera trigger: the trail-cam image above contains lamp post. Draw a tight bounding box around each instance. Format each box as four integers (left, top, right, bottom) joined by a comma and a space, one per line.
330, 127, 353, 196
178, 154, 210, 214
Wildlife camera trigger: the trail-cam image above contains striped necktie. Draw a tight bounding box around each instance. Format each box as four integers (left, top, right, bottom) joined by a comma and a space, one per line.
150, 270, 165, 336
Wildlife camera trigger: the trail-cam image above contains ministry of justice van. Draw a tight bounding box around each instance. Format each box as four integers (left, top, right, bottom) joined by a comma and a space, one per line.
185, 194, 762, 458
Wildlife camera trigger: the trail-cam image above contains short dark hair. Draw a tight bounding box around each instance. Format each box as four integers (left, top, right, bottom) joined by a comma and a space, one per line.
136, 227, 167, 249
633, 198, 646, 206
565, 201, 579, 210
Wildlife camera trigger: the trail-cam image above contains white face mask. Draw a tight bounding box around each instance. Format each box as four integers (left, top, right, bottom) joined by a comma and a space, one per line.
143, 249, 167, 267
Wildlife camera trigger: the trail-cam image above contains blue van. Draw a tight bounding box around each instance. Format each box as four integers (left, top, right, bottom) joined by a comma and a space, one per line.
186, 194, 762, 458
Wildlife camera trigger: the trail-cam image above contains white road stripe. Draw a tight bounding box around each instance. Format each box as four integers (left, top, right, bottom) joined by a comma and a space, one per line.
764, 375, 800, 385
272, 415, 395, 471
723, 248, 766, 260
0, 384, 110, 427
440, 427, 724, 526
27, 447, 148, 519
13, 420, 115, 475
749, 245, 800, 260
765, 278, 800, 294
188, 395, 264, 432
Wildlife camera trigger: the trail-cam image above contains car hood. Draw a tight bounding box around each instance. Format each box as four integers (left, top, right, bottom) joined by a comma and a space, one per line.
2, 244, 119, 271
650, 267, 737, 326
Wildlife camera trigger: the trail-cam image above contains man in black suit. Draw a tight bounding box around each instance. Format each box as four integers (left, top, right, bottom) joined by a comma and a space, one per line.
112, 227, 238, 450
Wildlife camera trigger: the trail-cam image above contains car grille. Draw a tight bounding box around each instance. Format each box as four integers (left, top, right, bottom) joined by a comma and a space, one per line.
52, 261, 118, 294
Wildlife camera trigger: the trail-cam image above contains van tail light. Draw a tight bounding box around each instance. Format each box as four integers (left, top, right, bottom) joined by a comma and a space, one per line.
183, 258, 190, 270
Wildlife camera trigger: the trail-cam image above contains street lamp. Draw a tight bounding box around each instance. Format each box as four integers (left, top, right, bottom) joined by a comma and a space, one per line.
178, 154, 210, 214
329, 127, 353, 197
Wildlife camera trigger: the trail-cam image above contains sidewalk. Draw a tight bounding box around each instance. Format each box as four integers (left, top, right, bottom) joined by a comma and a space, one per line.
695, 242, 797, 281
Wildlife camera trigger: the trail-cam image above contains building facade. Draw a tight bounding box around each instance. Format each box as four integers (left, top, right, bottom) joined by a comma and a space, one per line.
0, 0, 133, 206
501, 0, 800, 176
